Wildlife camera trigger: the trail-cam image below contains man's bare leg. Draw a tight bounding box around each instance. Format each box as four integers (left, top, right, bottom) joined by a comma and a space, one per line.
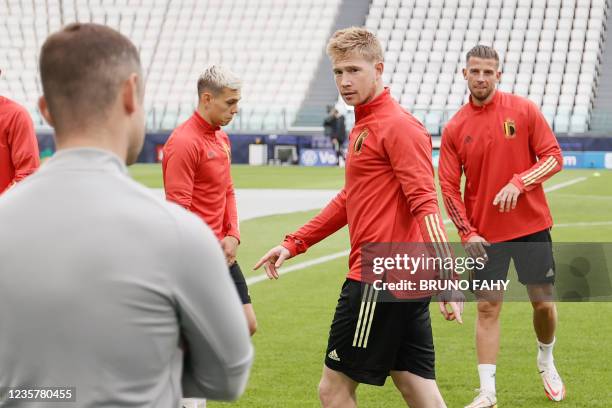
527, 283, 565, 401
391, 370, 446, 407
243, 304, 257, 336
318, 366, 358, 408
476, 300, 503, 365
527, 284, 556, 344
465, 291, 504, 407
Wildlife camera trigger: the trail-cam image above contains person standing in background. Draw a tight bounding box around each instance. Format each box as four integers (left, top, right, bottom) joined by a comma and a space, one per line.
331, 107, 347, 166
439, 45, 564, 408
163, 65, 257, 337
0, 68, 40, 194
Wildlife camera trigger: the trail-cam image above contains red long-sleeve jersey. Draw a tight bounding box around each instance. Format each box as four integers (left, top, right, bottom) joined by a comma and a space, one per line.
162, 112, 239, 241
282, 89, 451, 292
439, 91, 562, 243
0, 96, 40, 193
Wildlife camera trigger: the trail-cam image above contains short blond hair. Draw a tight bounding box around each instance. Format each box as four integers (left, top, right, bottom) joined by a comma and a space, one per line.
197, 65, 241, 97
326, 27, 384, 63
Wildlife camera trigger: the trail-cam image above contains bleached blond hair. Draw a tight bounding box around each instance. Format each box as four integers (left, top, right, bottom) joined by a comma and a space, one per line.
197, 65, 242, 97
326, 27, 384, 63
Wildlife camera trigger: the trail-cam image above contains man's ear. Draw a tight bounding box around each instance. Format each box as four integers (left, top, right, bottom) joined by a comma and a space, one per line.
199, 92, 213, 107
375, 61, 384, 79
122, 73, 139, 114
462, 68, 468, 80
38, 96, 54, 127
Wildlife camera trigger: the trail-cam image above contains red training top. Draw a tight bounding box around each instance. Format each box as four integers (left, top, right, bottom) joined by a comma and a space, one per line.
162, 111, 239, 241
439, 91, 562, 243
0, 96, 40, 193
282, 89, 451, 292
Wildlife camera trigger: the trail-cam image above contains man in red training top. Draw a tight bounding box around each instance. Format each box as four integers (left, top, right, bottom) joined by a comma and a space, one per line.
255, 27, 463, 408
439, 45, 565, 408
0, 68, 40, 194
163, 65, 257, 337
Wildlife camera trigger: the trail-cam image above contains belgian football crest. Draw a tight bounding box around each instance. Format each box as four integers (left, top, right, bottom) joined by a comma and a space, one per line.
353, 129, 369, 155
503, 119, 516, 139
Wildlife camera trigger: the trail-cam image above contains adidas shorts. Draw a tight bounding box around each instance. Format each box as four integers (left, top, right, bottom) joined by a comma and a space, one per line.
472, 228, 556, 286
229, 262, 251, 304
324, 279, 435, 386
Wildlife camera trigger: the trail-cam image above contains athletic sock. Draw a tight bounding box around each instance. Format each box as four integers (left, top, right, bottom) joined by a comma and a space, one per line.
537, 337, 556, 367
478, 364, 496, 394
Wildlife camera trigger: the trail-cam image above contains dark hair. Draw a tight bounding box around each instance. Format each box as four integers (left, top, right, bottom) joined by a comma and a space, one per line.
40, 23, 141, 131
466, 45, 499, 65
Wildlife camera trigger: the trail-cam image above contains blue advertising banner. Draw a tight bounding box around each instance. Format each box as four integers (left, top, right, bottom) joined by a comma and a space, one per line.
431, 149, 612, 169
562, 151, 612, 169
35, 132, 612, 169
299, 149, 338, 166
432, 150, 440, 168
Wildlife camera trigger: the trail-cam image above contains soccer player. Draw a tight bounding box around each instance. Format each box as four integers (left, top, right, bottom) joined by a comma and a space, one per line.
0, 23, 252, 407
323, 106, 347, 166
438, 45, 565, 407
255, 27, 463, 408
162, 65, 257, 336
0, 68, 40, 193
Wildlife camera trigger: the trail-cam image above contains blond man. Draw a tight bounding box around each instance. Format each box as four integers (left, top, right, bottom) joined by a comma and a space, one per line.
163, 65, 257, 337
255, 27, 462, 408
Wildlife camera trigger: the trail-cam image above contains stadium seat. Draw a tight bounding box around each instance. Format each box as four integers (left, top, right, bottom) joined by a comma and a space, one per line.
365, 0, 609, 133
0, 0, 342, 131
0, 0, 608, 133
554, 114, 570, 132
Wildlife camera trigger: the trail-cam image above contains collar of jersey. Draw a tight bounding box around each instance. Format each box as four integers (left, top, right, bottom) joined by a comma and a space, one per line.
45, 147, 128, 174
468, 89, 501, 112
193, 111, 221, 136
354, 87, 392, 122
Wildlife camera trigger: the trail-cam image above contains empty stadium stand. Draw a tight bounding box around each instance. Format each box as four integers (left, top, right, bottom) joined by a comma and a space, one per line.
0, 0, 609, 134
591, 0, 612, 132
0, 0, 341, 131
366, 0, 608, 135
293, 0, 370, 128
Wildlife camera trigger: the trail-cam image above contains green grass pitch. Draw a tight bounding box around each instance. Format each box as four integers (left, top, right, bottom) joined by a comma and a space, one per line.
130, 164, 612, 407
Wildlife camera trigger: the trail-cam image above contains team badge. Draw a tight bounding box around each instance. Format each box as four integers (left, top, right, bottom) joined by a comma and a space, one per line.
503, 119, 516, 138
353, 129, 368, 155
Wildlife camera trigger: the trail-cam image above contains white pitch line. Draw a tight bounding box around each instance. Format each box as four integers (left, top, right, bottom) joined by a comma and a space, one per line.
550, 193, 612, 201
554, 221, 612, 228
247, 176, 590, 285
544, 176, 587, 192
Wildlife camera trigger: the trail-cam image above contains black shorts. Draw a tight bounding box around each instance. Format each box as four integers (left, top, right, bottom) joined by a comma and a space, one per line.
229, 262, 251, 304
472, 229, 556, 286
324, 279, 435, 386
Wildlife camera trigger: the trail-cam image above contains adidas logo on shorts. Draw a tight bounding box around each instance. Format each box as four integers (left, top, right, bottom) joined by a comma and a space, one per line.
545, 268, 555, 278
328, 349, 340, 362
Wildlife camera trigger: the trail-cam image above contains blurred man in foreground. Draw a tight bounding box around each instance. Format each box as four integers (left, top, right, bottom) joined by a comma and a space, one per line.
0, 23, 252, 408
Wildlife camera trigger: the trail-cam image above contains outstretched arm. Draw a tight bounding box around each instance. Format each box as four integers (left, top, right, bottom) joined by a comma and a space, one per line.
253, 189, 347, 278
